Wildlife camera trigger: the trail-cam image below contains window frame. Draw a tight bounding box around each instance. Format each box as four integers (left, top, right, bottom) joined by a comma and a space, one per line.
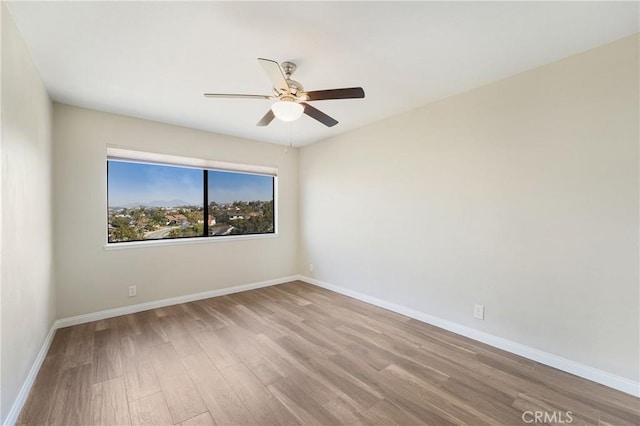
105, 147, 278, 249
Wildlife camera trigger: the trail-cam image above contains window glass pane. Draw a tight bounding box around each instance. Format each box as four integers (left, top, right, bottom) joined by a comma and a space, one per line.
207, 170, 274, 236
107, 161, 204, 243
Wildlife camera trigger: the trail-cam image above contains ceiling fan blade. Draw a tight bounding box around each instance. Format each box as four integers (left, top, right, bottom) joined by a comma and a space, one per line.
256, 109, 275, 127
257, 58, 290, 92
204, 93, 272, 99
301, 103, 338, 127
303, 87, 365, 101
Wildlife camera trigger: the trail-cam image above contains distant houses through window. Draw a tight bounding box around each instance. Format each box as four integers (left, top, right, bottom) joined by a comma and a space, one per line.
107, 149, 276, 244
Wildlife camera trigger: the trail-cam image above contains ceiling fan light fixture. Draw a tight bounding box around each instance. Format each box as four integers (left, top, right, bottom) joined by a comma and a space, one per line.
271, 100, 304, 122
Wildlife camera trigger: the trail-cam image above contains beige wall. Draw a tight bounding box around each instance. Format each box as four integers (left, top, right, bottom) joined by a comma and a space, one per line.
298, 35, 640, 381
53, 104, 298, 319
1, 3, 55, 422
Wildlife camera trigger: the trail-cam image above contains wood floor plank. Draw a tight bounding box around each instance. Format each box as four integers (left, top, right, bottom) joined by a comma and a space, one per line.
233, 303, 290, 339
113, 314, 143, 338
285, 282, 411, 327
180, 312, 215, 335
221, 329, 286, 386
46, 363, 93, 425
150, 343, 207, 424
382, 363, 496, 425
298, 303, 348, 328
15, 354, 64, 425
92, 327, 123, 383
438, 376, 522, 423
261, 287, 320, 322
90, 376, 131, 426
95, 319, 108, 331
129, 392, 173, 426
599, 410, 640, 426
274, 334, 384, 409
190, 302, 228, 330
321, 394, 365, 426
62, 323, 96, 370
194, 300, 234, 327
179, 302, 205, 321
123, 355, 161, 401
158, 315, 203, 358
182, 351, 258, 425
46, 327, 72, 357
268, 378, 343, 426
330, 354, 459, 425
346, 332, 454, 387
120, 321, 166, 359
532, 363, 640, 419
229, 290, 275, 317
254, 334, 349, 406
191, 329, 242, 370
267, 316, 339, 357
268, 286, 312, 306
180, 411, 216, 426
218, 362, 301, 426
361, 399, 428, 426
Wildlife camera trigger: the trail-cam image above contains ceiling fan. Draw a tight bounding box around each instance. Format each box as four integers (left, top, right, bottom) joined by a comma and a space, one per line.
204, 58, 365, 127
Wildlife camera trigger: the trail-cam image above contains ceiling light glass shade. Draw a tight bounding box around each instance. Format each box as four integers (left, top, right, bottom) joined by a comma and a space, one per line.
271, 101, 304, 122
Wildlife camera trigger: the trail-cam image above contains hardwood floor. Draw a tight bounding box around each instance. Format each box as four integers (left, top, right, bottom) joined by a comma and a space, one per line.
17, 281, 639, 425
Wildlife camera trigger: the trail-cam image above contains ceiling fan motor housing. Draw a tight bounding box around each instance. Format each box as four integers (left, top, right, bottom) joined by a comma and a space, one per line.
281, 61, 297, 78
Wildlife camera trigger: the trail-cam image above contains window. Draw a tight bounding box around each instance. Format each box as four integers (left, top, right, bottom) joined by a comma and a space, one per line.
107, 149, 276, 244
207, 170, 274, 237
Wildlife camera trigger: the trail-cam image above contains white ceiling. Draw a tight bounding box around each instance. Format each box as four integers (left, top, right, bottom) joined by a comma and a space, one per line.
6, 1, 639, 146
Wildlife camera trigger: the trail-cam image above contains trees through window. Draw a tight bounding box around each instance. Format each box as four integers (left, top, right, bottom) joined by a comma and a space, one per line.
107, 160, 275, 243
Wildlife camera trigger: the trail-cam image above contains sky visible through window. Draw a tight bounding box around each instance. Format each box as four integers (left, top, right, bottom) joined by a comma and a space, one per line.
108, 161, 273, 207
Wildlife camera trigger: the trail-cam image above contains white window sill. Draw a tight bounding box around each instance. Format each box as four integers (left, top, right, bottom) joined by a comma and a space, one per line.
104, 233, 278, 250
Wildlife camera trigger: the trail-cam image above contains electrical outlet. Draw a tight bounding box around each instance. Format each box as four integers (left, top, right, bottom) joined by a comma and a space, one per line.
474, 304, 484, 320
309, 263, 314, 272
128, 285, 137, 297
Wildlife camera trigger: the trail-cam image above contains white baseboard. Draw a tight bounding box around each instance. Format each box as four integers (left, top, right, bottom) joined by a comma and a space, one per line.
297, 275, 640, 398
54, 275, 298, 329
4, 325, 57, 426
4, 275, 297, 425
